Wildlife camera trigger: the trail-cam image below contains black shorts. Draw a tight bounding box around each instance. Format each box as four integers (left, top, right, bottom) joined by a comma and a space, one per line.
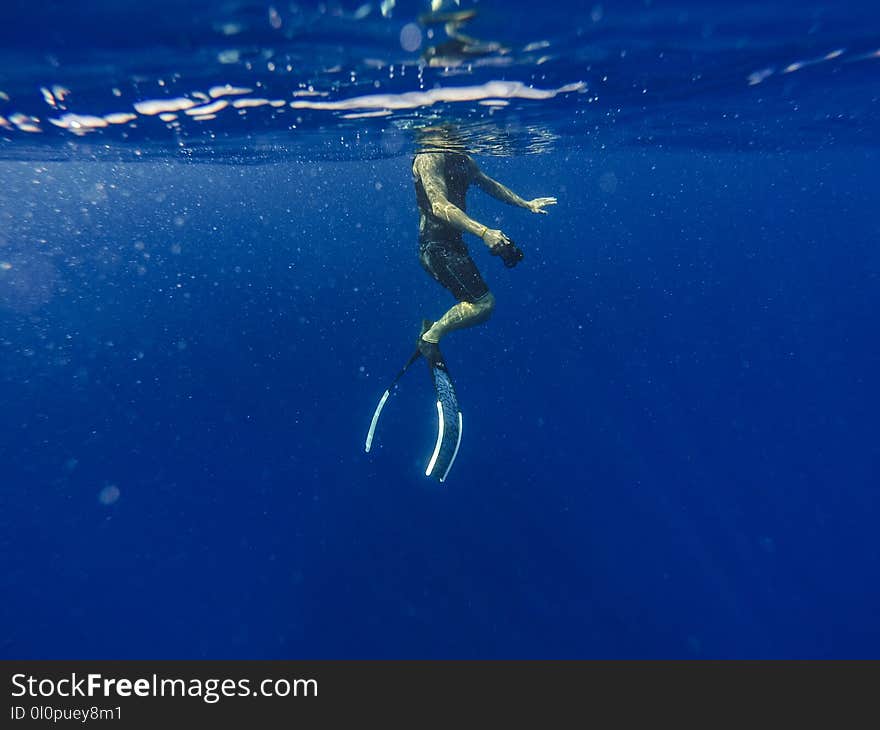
419, 239, 490, 303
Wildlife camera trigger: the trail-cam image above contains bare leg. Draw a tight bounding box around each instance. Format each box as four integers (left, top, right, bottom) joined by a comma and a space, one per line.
422, 292, 495, 343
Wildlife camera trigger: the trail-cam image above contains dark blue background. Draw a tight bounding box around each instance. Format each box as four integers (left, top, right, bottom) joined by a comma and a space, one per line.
2, 142, 878, 658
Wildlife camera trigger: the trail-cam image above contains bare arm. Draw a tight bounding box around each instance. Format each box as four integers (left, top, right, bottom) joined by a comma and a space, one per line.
471, 161, 558, 214
414, 154, 495, 241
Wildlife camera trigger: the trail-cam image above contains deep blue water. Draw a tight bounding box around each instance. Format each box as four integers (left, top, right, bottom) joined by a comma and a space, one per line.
1, 0, 879, 659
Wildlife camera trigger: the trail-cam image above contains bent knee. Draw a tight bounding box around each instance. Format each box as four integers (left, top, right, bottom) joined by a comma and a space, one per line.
474, 291, 495, 320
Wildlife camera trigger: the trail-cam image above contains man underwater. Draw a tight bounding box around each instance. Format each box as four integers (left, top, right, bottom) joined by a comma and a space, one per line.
413, 127, 557, 363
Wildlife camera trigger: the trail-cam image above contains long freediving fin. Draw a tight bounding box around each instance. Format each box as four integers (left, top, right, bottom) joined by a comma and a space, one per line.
424, 358, 462, 484
364, 347, 421, 453
365, 324, 464, 483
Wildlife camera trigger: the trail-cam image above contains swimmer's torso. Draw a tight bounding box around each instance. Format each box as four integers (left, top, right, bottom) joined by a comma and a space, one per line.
413, 152, 473, 244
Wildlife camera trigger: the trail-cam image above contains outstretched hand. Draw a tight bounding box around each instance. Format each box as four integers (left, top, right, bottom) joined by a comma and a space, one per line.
527, 197, 558, 214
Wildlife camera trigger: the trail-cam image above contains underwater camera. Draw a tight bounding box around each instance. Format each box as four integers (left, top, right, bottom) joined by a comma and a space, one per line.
491, 239, 525, 268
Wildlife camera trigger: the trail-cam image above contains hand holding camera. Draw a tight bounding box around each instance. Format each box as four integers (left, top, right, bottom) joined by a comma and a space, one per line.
481, 227, 524, 268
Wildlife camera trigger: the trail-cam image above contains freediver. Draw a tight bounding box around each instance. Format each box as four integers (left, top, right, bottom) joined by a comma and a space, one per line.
412, 126, 557, 364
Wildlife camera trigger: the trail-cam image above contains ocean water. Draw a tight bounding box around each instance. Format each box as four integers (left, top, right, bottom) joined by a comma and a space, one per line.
1, 0, 879, 659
